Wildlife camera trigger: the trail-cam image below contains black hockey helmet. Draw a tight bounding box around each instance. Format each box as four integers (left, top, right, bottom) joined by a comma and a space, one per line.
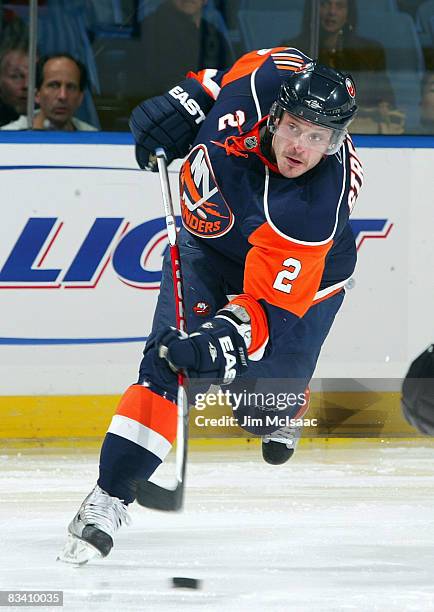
268, 61, 358, 155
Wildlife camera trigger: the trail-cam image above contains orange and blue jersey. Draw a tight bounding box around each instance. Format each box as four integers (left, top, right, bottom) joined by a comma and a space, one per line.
181, 46, 364, 343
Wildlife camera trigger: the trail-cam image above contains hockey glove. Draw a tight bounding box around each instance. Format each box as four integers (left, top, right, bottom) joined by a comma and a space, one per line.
129, 77, 215, 171
157, 318, 249, 385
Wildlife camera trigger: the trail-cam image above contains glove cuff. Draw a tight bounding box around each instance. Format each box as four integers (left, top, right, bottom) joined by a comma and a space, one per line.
217, 295, 269, 362
215, 304, 252, 349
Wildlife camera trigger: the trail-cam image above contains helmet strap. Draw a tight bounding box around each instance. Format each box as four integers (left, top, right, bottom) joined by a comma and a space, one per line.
260, 123, 276, 165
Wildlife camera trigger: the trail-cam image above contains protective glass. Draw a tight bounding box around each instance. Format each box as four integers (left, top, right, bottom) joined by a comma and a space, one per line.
270, 113, 347, 155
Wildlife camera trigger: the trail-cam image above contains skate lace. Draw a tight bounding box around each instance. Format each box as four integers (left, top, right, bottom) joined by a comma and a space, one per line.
264, 425, 301, 445
80, 486, 131, 538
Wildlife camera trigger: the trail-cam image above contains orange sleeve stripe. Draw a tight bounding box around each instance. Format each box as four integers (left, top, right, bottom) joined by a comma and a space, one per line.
274, 54, 305, 62
312, 286, 343, 305
221, 47, 287, 88
115, 384, 177, 444
275, 65, 300, 71
229, 293, 269, 357
244, 223, 333, 317
186, 70, 219, 100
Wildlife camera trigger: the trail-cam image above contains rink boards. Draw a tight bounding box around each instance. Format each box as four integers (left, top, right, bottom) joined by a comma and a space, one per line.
0, 389, 420, 447
0, 133, 433, 444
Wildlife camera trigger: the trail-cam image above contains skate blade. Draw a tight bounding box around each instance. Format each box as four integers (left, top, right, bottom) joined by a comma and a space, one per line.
57, 533, 102, 565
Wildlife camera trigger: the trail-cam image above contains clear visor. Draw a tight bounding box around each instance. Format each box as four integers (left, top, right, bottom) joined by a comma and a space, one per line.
269, 113, 347, 155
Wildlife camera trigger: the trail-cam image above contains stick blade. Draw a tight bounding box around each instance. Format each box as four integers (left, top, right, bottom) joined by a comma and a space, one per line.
136, 480, 184, 512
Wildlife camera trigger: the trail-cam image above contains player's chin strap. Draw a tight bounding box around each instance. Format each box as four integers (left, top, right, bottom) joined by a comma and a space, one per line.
211, 136, 248, 159
211, 118, 280, 175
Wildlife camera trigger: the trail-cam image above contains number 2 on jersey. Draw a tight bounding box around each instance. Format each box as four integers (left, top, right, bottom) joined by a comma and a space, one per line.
218, 111, 246, 131
273, 257, 302, 294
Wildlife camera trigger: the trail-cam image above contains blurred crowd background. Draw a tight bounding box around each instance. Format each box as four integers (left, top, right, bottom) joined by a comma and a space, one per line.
0, 0, 433, 134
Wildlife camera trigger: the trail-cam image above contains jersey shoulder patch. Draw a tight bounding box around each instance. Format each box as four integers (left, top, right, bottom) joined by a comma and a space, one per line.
270, 47, 310, 76
180, 144, 235, 239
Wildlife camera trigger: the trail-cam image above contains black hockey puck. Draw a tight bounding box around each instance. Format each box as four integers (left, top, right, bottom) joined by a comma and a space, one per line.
171, 576, 201, 589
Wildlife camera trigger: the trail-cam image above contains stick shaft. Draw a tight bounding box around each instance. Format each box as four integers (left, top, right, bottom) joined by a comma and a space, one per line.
156, 149, 186, 379
136, 148, 188, 511
156, 148, 187, 478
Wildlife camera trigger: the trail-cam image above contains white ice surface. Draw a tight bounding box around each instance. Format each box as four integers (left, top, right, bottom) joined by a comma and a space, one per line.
1, 443, 434, 611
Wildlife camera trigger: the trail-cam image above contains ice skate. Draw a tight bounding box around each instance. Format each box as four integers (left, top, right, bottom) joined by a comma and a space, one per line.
262, 424, 302, 465
58, 485, 131, 565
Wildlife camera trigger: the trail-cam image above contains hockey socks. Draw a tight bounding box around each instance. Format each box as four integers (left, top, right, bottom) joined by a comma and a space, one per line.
98, 385, 177, 504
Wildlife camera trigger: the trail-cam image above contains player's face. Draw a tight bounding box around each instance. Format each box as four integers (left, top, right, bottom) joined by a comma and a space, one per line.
0, 50, 29, 114
272, 113, 331, 178
35, 58, 83, 129
320, 0, 348, 34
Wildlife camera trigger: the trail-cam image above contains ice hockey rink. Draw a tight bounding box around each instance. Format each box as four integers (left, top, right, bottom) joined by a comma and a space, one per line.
1, 441, 434, 612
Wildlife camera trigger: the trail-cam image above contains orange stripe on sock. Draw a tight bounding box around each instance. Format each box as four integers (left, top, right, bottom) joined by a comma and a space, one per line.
115, 385, 177, 444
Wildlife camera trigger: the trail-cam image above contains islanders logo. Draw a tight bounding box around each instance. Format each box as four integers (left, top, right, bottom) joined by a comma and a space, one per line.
193, 301, 211, 316
180, 144, 234, 238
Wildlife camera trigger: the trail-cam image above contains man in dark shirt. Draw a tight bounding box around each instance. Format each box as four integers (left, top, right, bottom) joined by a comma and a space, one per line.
139, 0, 233, 97
94, 0, 234, 102
0, 44, 28, 126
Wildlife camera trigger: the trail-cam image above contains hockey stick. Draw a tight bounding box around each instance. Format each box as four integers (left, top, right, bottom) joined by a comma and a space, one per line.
136, 148, 189, 512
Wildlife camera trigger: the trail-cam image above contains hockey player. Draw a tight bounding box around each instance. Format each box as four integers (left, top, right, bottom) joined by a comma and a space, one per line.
59, 47, 363, 564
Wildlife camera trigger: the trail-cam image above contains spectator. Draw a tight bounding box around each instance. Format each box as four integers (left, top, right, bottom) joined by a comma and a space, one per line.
0, 43, 28, 126
139, 0, 233, 96
95, 0, 234, 101
418, 71, 434, 134
287, 0, 400, 133
0, 4, 27, 49
2, 53, 97, 131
